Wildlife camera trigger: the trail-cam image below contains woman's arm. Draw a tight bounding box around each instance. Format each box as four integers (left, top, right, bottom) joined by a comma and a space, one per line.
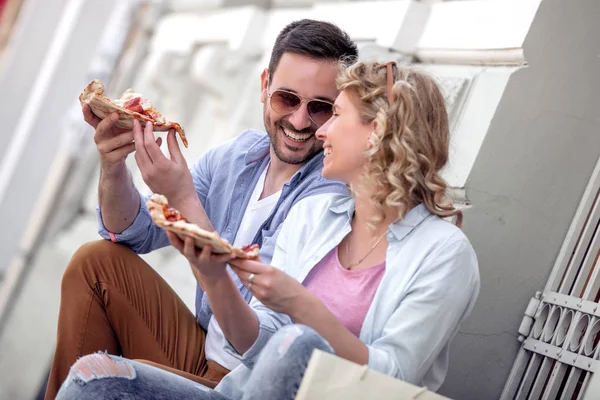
230, 257, 368, 364
292, 292, 369, 364
364, 237, 479, 383
283, 234, 477, 383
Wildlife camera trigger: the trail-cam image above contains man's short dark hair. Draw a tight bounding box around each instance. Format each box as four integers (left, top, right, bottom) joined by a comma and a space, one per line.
268, 19, 358, 84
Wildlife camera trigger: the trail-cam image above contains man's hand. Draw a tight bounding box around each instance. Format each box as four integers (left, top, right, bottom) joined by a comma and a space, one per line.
169, 232, 261, 354
84, 105, 147, 175
133, 119, 195, 207
229, 258, 309, 315
85, 105, 149, 233
167, 231, 235, 290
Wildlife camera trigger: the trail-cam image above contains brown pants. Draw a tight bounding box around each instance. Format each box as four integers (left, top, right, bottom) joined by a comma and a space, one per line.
45, 240, 228, 400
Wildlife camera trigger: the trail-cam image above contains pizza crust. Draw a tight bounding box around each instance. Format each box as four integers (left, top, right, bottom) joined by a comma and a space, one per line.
79, 80, 189, 148
147, 194, 260, 260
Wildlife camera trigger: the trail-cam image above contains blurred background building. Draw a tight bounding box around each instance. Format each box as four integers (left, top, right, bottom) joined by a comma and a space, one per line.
0, 0, 599, 399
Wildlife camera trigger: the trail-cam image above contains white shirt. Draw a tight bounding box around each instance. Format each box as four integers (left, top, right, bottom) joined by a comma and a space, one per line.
205, 163, 281, 370
217, 193, 480, 397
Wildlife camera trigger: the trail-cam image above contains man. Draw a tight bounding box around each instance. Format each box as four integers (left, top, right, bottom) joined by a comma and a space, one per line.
45, 19, 357, 399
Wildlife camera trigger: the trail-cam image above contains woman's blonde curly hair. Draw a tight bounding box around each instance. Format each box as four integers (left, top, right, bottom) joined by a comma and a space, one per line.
337, 61, 462, 228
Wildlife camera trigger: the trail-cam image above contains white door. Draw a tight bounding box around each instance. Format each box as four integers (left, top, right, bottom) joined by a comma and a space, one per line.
502, 158, 600, 399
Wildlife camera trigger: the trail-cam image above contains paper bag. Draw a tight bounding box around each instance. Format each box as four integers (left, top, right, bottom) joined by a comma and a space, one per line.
294, 350, 451, 400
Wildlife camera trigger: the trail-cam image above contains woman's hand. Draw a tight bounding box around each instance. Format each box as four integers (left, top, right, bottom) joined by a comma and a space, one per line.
229, 258, 309, 315
167, 231, 235, 289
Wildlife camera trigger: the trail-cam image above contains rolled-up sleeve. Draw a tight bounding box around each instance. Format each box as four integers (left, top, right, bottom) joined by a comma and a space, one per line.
366, 235, 480, 387
236, 305, 293, 368
96, 135, 225, 255
97, 190, 170, 254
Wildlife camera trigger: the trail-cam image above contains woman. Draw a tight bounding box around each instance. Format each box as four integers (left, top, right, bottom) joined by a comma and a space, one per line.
56, 61, 479, 400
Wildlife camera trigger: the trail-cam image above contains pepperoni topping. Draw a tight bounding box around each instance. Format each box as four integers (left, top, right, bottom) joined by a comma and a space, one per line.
241, 244, 259, 253
126, 104, 145, 114
122, 97, 147, 115
162, 204, 186, 222
123, 96, 141, 108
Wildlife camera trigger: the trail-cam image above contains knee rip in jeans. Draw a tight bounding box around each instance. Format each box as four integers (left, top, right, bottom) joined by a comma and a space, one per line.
277, 325, 306, 357
64, 353, 136, 388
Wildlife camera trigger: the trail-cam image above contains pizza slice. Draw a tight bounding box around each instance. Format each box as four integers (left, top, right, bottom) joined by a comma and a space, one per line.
147, 194, 261, 260
79, 79, 189, 148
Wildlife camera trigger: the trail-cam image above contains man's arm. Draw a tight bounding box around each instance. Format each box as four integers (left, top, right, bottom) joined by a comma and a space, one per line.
167, 232, 260, 349
132, 119, 214, 231
203, 200, 297, 355
204, 270, 260, 352
84, 106, 140, 234
87, 103, 216, 234
98, 163, 140, 233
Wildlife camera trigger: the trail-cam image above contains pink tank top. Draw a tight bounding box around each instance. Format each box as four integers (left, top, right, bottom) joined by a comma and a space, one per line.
303, 246, 386, 337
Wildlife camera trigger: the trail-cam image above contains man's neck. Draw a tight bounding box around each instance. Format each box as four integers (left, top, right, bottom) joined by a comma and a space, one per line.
260, 149, 304, 200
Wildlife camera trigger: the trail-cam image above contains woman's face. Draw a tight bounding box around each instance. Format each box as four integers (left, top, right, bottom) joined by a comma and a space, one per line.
316, 90, 374, 185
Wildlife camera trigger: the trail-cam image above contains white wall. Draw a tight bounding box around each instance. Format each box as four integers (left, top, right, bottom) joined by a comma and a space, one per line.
440, 0, 600, 398
0, 0, 124, 398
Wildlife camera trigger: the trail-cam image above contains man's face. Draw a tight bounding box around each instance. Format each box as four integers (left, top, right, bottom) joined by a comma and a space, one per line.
260, 53, 340, 165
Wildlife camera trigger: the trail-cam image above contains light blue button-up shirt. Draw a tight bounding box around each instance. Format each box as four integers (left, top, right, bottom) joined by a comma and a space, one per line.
217, 193, 480, 395
96, 129, 348, 329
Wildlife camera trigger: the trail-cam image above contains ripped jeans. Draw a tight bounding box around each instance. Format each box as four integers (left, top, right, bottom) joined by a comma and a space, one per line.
55, 324, 334, 400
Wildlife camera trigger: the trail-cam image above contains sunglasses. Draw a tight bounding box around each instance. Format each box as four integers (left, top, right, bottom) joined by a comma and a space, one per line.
376, 61, 397, 104
267, 89, 334, 126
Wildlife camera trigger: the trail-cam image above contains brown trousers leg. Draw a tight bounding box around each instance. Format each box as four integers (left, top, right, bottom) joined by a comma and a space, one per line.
44, 240, 228, 399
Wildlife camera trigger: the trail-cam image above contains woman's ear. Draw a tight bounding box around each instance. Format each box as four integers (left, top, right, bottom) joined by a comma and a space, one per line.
366, 120, 379, 150
366, 132, 375, 150
371, 119, 379, 133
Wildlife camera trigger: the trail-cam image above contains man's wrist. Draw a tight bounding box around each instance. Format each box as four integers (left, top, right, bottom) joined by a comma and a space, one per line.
170, 187, 214, 230
101, 160, 128, 179
202, 267, 232, 289
168, 187, 200, 212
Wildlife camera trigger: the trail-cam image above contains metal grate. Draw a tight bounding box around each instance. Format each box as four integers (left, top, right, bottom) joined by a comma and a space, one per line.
502, 158, 600, 400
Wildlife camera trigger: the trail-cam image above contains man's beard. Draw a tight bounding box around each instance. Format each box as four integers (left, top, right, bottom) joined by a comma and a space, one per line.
264, 114, 323, 165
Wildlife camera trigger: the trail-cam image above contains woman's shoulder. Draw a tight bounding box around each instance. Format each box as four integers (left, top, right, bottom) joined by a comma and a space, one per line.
424, 214, 470, 243
414, 214, 479, 275
281, 193, 351, 243
290, 192, 352, 220
390, 209, 478, 271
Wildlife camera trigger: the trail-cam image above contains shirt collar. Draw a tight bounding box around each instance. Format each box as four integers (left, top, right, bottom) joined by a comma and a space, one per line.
329, 197, 433, 242
244, 133, 271, 165
243, 131, 327, 185
329, 195, 355, 218
292, 152, 326, 183
388, 203, 432, 242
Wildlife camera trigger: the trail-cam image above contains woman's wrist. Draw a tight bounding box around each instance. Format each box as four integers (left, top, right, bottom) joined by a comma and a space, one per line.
289, 289, 319, 322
